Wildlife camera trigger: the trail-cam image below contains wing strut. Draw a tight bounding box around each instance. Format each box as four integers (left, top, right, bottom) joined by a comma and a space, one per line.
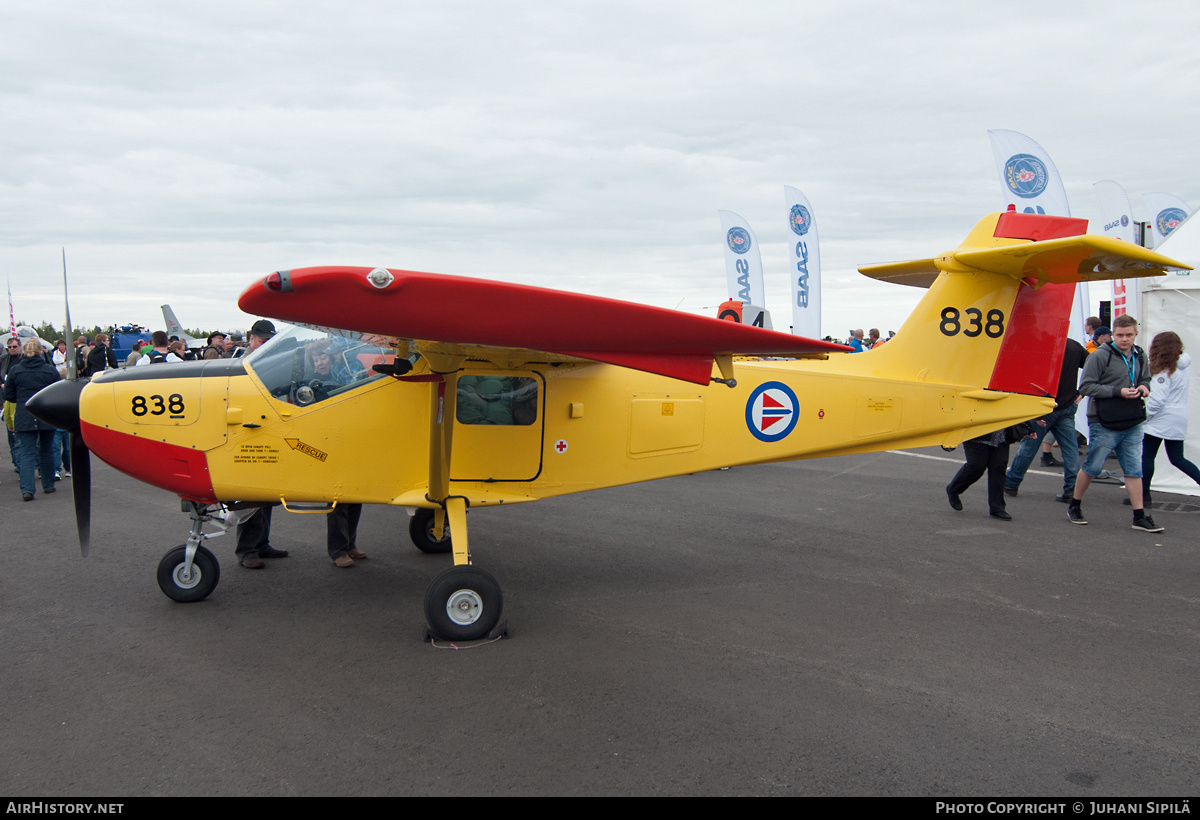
423, 356, 472, 567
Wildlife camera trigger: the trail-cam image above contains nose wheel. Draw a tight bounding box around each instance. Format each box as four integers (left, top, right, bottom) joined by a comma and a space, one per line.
157, 544, 220, 603
424, 566, 503, 641
155, 502, 230, 603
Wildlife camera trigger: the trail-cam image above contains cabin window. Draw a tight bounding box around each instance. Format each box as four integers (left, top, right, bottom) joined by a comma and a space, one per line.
246, 325, 403, 406
456, 376, 538, 425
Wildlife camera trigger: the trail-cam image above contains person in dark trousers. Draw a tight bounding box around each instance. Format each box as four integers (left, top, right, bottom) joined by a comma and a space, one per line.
1, 335, 24, 472
235, 320, 288, 569
328, 504, 368, 568
947, 429, 1013, 520
1137, 331, 1200, 506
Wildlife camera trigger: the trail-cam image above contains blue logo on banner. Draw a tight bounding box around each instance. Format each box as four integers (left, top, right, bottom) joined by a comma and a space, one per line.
727, 227, 752, 254
1004, 153, 1048, 199
745, 381, 799, 443
1121, 215, 1129, 227
1158, 207, 1187, 236
789, 204, 812, 236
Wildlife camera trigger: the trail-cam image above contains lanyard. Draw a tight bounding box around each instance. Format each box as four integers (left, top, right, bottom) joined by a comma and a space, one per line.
1108, 342, 1137, 387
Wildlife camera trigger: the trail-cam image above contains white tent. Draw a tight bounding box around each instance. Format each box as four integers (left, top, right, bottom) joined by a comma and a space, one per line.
1138, 212, 1200, 497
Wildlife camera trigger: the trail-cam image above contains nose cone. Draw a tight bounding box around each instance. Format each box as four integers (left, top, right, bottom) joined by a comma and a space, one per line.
27, 379, 85, 433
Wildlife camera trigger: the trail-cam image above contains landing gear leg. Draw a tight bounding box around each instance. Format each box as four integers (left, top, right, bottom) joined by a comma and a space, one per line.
419, 365, 506, 642
156, 501, 229, 603
421, 497, 507, 641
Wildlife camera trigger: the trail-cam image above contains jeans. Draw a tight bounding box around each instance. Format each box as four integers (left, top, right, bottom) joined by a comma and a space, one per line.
53, 429, 70, 473
1005, 405, 1080, 493
1082, 422, 1143, 478
16, 429, 56, 496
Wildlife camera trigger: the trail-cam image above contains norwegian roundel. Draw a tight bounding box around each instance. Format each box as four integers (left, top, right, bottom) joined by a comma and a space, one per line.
745, 382, 799, 443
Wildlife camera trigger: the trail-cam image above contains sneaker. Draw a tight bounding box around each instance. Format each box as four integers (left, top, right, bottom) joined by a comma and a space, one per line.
946, 486, 962, 511
54, 471, 62, 481
990, 510, 1013, 521
1055, 493, 1073, 503
347, 548, 369, 560
1131, 516, 1164, 533
1003, 485, 1018, 497
1068, 504, 1087, 525
333, 555, 355, 568
22, 493, 32, 502
1040, 454, 1063, 467
60, 469, 70, 478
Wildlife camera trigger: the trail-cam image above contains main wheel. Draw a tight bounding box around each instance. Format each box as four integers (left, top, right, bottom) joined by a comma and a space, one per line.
156, 545, 220, 603
424, 566, 502, 641
409, 507, 452, 554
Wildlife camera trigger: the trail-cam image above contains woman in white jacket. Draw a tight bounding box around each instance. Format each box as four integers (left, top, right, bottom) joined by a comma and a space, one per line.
1141, 331, 1200, 505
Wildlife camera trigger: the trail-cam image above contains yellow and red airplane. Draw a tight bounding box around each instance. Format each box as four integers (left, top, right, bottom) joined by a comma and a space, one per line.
29, 211, 1189, 641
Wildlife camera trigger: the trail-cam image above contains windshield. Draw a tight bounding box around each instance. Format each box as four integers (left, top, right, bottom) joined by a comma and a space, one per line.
244, 325, 400, 406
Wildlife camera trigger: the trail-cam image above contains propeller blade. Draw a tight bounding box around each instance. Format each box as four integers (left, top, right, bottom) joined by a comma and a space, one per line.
70, 432, 91, 556
26, 380, 90, 556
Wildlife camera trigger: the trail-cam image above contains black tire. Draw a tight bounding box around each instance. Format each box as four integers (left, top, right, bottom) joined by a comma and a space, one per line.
410, 507, 452, 554
156, 545, 220, 603
424, 566, 502, 641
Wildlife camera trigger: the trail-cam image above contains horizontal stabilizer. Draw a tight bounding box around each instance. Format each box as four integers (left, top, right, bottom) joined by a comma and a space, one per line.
954, 235, 1190, 284
858, 259, 940, 289
861, 237, 1189, 289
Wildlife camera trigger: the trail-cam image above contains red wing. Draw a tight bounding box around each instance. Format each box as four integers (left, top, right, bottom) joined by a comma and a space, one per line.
239, 267, 850, 384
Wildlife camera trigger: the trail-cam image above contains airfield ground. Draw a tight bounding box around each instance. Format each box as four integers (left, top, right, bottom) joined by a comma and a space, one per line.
1, 448, 1197, 796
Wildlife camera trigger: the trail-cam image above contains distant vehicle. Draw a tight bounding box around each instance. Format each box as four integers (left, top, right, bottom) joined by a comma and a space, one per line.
107, 324, 151, 366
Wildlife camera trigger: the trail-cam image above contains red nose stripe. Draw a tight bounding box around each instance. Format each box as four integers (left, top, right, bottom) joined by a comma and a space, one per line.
82, 421, 217, 503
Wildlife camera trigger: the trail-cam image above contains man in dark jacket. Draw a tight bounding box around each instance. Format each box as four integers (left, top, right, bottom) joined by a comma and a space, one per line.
85, 333, 118, 376
74, 336, 90, 375
202, 332, 227, 360
4, 339, 61, 500
1004, 337, 1088, 502
1, 335, 23, 471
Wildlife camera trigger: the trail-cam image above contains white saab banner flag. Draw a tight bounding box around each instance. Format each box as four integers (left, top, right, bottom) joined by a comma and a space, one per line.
1094, 180, 1137, 318
988, 129, 1089, 436
1142, 192, 1192, 248
783, 186, 821, 339
718, 210, 765, 308
987, 129, 1085, 338
987, 129, 1071, 217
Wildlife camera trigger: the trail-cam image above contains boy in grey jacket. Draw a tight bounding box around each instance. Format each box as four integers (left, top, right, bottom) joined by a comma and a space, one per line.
1068, 314, 1161, 532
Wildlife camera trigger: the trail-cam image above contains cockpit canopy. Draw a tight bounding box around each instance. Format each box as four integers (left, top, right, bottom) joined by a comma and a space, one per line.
244, 325, 403, 407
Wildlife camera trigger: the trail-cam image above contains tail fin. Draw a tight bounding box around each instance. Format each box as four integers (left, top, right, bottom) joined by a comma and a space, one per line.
160, 305, 191, 342
856, 212, 1190, 397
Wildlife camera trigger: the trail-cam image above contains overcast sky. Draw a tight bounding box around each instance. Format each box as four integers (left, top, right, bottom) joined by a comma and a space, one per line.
2, 0, 1196, 339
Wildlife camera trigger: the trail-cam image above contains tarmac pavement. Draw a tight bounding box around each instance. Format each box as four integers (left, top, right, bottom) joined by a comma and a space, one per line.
1, 448, 1197, 796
